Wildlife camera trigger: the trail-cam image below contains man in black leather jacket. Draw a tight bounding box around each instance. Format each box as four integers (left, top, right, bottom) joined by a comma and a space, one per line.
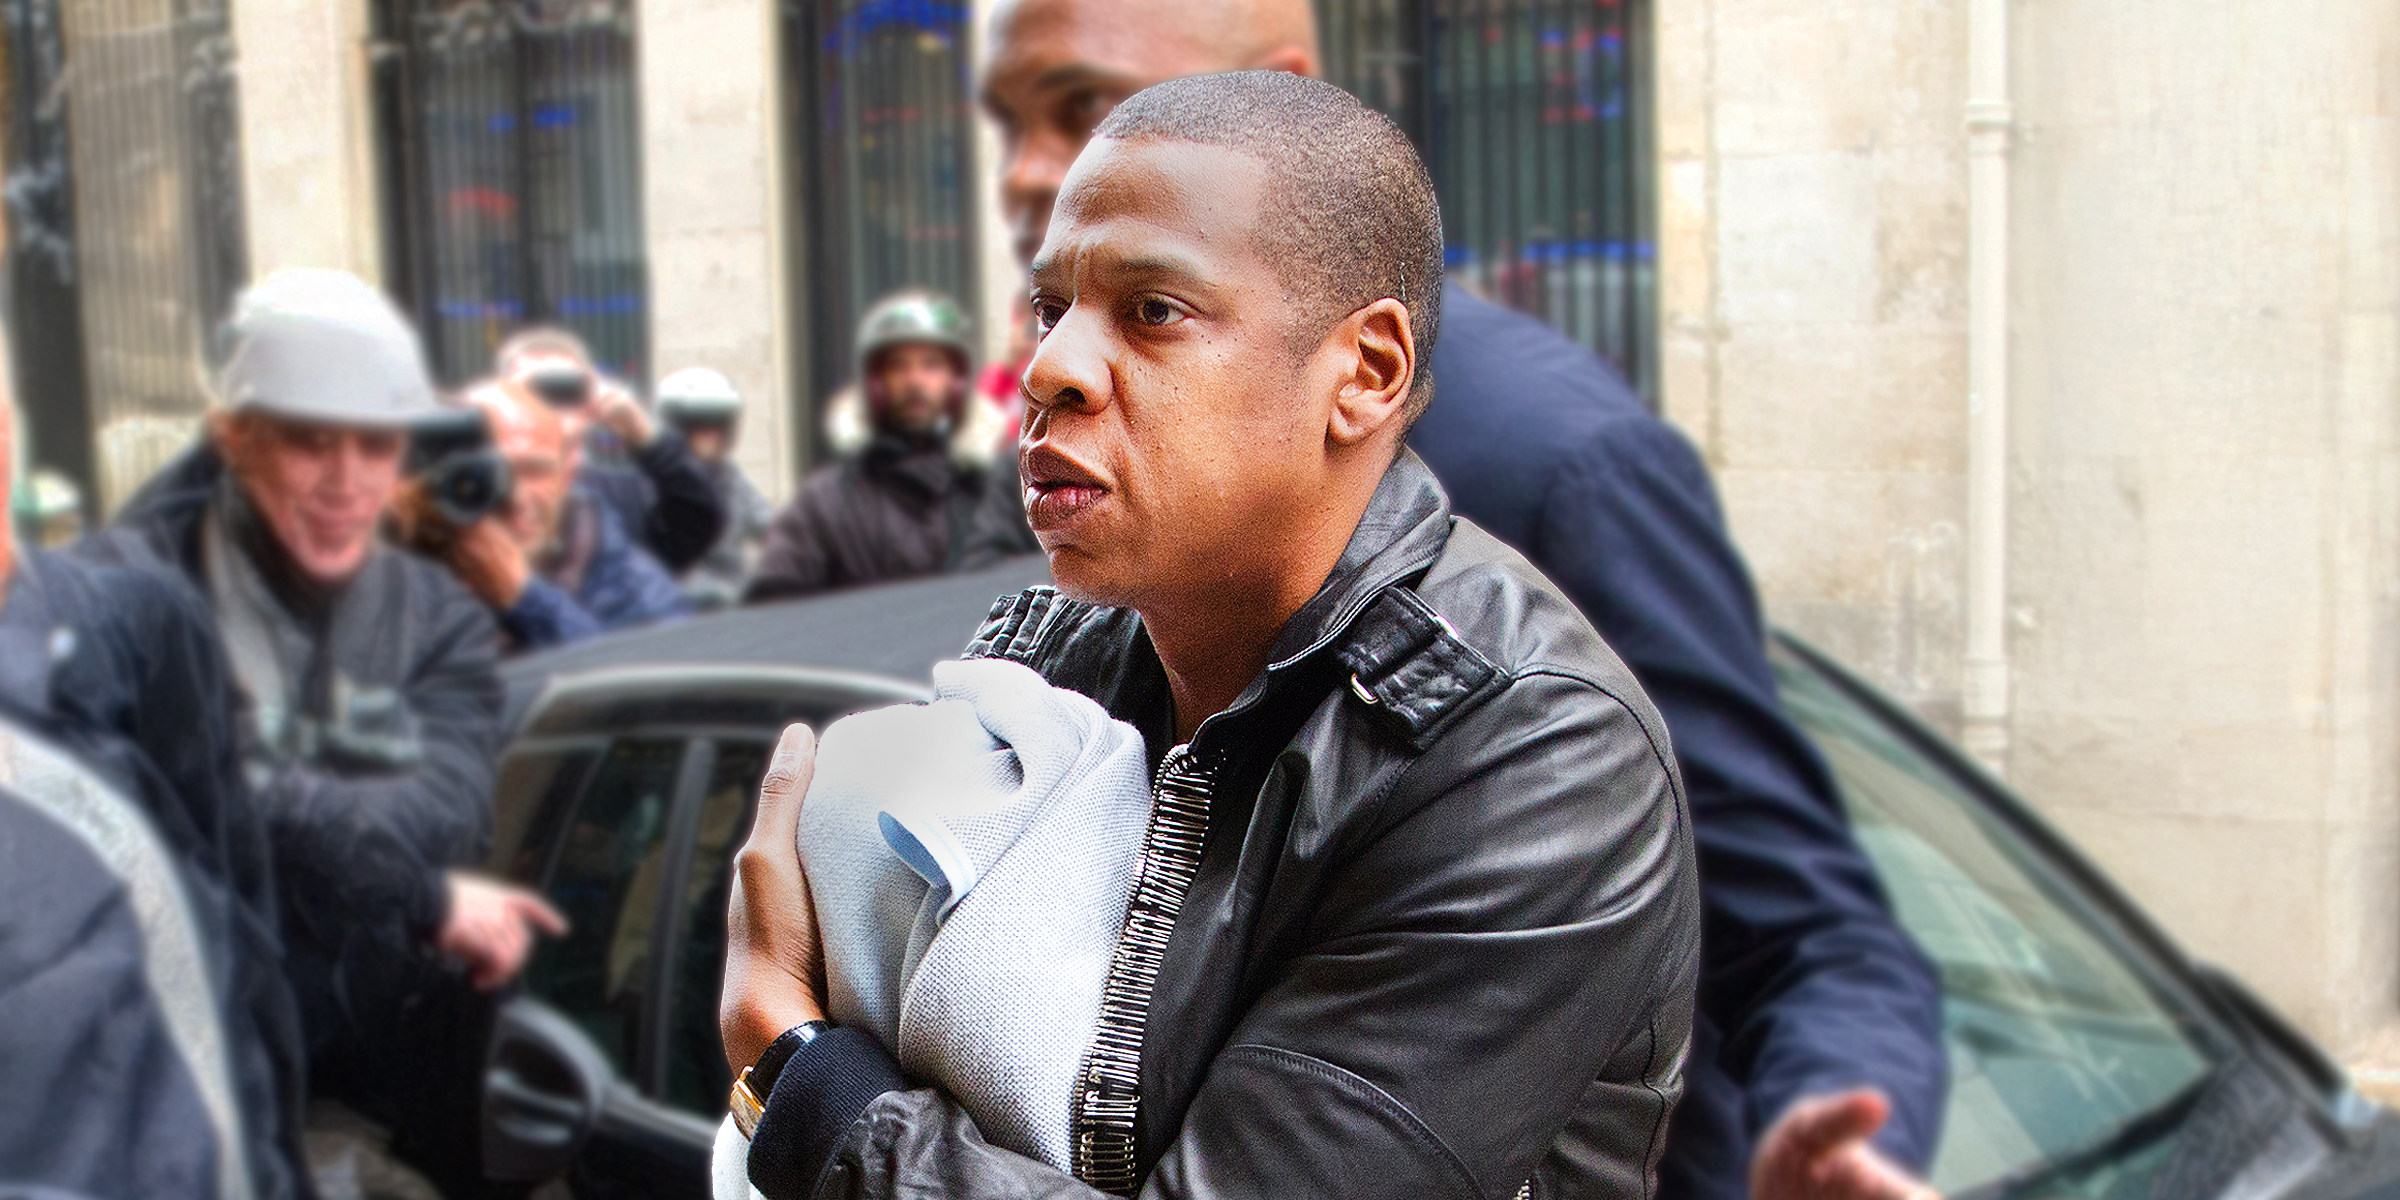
721, 73, 1700, 1200
976, 6, 1950, 1199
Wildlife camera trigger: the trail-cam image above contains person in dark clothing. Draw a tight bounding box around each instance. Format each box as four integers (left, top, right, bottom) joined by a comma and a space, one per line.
85, 270, 565, 1195
722, 73, 1699, 1200
496, 326, 728, 572
745, 291, 1034, 602
976, 6, 1949, 1198
656, 367, 775, 609
1418, 285, 1948, 1200
459, 378, 691, 650
0, 550, 312, 1200
0, 388, 307, 1200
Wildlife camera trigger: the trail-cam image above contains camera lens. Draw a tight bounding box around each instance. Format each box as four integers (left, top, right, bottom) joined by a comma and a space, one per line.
526, 366, 592, 408
427, 452, 513, 528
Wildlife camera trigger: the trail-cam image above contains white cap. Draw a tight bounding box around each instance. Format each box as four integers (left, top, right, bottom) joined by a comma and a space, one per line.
656, 367, 743, 421
217, 270, 442, 429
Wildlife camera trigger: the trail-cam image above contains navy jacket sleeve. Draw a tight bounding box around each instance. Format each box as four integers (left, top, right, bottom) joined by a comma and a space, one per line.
502, 578, 606, 651
1535, 415, 1948, 1168
579, 512, 693, 633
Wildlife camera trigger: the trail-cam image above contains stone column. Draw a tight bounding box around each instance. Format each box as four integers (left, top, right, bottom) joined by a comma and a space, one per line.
233, 0, 382, 281
1652, 0, 1973, 730
638, 0, 796, 501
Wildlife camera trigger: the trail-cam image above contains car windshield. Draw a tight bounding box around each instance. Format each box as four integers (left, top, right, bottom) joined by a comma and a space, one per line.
1768, 639, 2223, 1198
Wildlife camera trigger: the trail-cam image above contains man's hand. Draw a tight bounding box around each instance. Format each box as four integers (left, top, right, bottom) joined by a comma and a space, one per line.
443, 519, 532, 610
721, 722, 829, 1073
440, 872, 569, 990
1752, 1090, 1942, 1200
595, 381, 657, 449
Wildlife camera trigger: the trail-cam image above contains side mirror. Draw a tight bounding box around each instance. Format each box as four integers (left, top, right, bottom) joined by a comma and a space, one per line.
483, 997, 614, 1182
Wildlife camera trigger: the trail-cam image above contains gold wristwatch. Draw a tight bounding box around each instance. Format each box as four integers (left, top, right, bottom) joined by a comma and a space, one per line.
730, 1020, 831, 1141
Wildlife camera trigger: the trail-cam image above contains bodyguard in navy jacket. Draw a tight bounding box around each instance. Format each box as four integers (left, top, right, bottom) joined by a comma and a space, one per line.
1412, 284, 1949, 1200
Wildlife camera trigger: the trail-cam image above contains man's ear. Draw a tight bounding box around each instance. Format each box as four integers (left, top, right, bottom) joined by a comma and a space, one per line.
1326, 297, 1414, 448
1251, 44, 1319, 80
206, 409, 247, 463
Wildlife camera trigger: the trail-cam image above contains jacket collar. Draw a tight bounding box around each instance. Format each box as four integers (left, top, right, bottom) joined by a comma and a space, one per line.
1260, 448, 1454, 672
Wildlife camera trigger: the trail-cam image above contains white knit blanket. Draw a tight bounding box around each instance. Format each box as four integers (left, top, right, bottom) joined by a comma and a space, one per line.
714, 657, 1154, 1195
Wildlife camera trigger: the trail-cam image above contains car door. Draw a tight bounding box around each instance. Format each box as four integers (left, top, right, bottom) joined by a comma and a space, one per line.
489, 665, 925, 1198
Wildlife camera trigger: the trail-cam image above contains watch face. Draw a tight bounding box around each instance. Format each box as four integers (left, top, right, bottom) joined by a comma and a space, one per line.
731, 1069, 766, 1140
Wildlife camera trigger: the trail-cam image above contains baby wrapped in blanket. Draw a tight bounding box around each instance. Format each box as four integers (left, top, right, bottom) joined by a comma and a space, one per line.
713, 657, 1156, 1196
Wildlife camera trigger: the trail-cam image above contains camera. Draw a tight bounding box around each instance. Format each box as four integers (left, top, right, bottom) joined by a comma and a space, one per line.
405, 408, 513, 535
523, 363, 593, 409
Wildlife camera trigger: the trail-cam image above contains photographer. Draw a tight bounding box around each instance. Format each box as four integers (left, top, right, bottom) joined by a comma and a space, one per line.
746, 291, 1033, 602
90, 270, 564, 1194
452, 378, 690, 651
656, 367, 773, 609
495, 327, 727, 572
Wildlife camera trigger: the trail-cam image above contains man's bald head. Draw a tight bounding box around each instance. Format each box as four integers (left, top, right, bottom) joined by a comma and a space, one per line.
1083, 71, 1442, 415
988, 0, 1316, 76
465, 379, 563, 461
981, 0, 1320, 266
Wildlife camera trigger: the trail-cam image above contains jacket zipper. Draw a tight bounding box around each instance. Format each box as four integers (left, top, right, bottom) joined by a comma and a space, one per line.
1071, 744, 1216, 1194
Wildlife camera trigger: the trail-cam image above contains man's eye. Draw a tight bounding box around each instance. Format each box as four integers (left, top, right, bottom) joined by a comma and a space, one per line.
1064, 89, 1117, 134
1033, 299, 1067, 336
1134, 298, 1184, 327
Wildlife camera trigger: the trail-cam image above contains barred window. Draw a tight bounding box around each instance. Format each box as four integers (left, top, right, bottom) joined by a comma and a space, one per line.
1319, 0, 1655, 401
375, 0, 650, 386
781, 0, 979, 419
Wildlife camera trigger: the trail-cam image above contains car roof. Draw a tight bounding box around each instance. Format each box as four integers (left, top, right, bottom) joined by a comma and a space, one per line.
500, 554, 1054, 701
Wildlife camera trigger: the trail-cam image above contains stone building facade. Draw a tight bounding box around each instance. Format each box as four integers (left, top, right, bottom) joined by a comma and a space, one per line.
1661, 0, 2400, 1067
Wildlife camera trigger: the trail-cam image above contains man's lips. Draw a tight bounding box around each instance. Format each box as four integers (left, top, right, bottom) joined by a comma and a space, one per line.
1022, 446, 1108, 531
298, 507, 374, 547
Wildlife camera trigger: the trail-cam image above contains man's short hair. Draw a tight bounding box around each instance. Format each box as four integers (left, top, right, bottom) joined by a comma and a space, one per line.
495, 326, 592, 370
1095, 71, 1443, 417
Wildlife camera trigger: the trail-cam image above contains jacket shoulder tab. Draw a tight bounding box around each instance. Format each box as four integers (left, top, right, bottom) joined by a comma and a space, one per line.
964, 586, 1065, 665
1334, 587, 1505, 753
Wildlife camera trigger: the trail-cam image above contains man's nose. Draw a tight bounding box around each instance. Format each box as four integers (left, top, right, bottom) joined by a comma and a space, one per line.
324, 439, 365, 491
999, 134, 1069, 236
1020, 310, 1111, 420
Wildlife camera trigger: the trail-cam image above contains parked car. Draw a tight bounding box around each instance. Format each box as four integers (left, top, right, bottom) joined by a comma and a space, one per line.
478, 556, 2400, 1200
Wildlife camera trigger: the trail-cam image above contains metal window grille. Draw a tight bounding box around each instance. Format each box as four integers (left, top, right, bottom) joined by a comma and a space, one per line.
0, 0, 249, 514
781, 0, 977, 433
1319, 0, 1655, 402
375, 0, 650, 387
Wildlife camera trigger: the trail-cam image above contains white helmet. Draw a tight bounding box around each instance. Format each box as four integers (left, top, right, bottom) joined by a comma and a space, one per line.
655, 367, 743, 426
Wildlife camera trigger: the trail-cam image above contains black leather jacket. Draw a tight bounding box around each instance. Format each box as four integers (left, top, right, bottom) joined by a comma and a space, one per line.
753, 452, 1702, 1200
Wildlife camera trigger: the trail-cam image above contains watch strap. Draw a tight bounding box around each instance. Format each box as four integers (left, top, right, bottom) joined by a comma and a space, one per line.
753, 1020, 832, 1094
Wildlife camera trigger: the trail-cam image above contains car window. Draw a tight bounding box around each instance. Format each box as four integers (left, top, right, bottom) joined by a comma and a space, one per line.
664, 739, 773, 1112
522, 736, 688, 1078
489, 740, 604, 882
1770, 646, 2221, 1198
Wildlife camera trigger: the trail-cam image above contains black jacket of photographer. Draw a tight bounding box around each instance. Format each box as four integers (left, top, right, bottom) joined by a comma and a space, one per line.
582, 426, 728, 573
746, 431, 1035, 602
86, 443, 503, 1056
742, 452, 1702, 1200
